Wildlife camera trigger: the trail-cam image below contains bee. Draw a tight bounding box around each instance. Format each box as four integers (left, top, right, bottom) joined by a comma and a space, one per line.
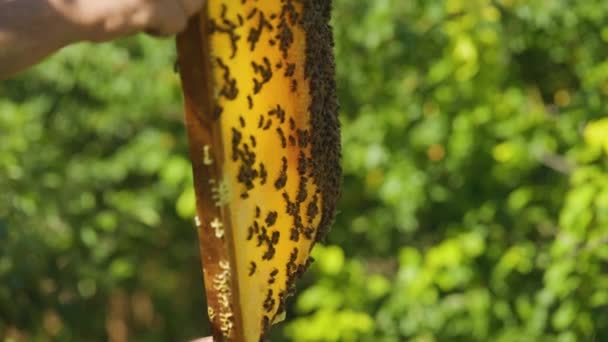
262, 315, 270, 332
268, 268, 278, 284
249, 262, 257, 276
271, 231, 280, 244
246, 8, 258, 20
255, 206, 261, 218
265, 211, 278, 227
289, 117, 296, 130
262, 244, 276, 261
263, 289, 275, 312
263, 118, 273, 130
285, 63, 296, 77
276, 127, 287, 148
291, 79, 298, 92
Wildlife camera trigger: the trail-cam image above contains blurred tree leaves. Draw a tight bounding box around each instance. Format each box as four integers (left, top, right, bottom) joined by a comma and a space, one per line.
2, 0, 608, 341
1, 36, 206, 341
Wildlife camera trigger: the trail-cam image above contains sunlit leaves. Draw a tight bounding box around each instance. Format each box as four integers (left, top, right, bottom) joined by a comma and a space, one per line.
291, 0, 608, 341
0, 36, 206, 340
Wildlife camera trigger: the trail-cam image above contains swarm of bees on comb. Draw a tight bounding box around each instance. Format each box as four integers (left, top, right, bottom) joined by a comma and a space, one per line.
176, 0, 340, 341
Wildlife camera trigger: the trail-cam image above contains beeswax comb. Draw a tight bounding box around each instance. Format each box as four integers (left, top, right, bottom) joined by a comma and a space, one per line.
176, 1, 340, 340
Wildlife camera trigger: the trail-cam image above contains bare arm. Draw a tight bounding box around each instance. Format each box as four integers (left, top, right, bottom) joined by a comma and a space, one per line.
0, 0, 204, 80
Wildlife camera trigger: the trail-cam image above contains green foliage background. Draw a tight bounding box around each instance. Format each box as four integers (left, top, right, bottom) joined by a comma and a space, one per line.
2, 1, 608, 341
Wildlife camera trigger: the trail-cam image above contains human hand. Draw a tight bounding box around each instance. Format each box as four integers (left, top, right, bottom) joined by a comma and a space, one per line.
51, 0, 205, 42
